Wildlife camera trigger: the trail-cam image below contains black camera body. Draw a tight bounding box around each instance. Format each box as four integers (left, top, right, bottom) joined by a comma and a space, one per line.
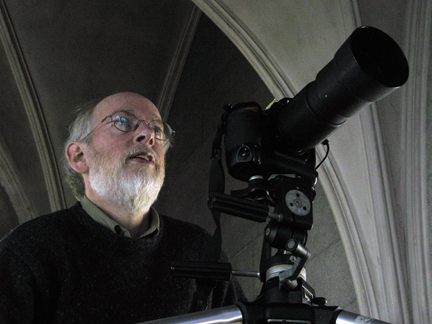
224, 101, 317, 183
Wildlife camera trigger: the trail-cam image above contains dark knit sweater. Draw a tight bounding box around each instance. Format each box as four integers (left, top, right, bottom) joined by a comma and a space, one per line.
0, 203, 244, 324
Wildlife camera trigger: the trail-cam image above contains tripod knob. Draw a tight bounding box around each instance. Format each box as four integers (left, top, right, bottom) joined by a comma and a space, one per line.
286, 238, 310, 259
312, 296, 327, 306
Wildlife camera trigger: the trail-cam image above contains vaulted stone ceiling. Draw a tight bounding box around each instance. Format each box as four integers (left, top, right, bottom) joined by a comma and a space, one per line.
192, 1, 431, 323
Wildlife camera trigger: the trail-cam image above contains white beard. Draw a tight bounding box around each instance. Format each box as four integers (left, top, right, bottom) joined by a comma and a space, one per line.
87, 145, 165, 216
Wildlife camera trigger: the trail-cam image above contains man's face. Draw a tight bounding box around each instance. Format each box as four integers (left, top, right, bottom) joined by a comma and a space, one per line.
83, 93, 166, 212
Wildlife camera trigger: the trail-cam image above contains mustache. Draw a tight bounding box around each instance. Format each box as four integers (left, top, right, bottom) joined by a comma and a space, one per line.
122, 145, 161, 166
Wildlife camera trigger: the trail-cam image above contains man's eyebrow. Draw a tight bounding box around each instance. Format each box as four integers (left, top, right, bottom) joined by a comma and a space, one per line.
119, 108, 162, 121
116, 108, 137, 116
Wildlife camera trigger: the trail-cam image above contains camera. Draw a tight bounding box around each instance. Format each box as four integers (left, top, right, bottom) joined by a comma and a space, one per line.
224, 26, 409, 183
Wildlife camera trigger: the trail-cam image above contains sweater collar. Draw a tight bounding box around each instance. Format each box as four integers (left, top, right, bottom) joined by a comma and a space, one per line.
80, 196, 160, 238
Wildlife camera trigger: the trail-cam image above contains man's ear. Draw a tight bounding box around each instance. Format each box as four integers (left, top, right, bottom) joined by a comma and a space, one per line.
66, 142, 89, 174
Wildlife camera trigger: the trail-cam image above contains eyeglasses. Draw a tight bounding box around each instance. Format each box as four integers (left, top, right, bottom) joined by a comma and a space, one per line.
80, 110, 175, 144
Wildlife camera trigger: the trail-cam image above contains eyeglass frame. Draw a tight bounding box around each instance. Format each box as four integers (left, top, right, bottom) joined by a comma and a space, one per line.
79, 109, 175, 146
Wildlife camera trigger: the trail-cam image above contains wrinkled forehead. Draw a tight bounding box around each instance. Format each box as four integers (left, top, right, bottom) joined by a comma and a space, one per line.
92, 93, 161, 124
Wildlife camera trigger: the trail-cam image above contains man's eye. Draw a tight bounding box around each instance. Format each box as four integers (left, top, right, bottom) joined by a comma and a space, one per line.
150, 121, 165, 138
152, 126, 162, 135
115, 116, 131, 130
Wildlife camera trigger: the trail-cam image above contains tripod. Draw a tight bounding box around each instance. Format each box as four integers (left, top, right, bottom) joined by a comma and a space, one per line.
142, 172, 393, 324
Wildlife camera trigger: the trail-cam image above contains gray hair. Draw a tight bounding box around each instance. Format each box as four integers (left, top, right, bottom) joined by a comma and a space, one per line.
63, 98, 101, 200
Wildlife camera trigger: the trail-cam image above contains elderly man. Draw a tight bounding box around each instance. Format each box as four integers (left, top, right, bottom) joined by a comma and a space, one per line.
0, 92, 244, 323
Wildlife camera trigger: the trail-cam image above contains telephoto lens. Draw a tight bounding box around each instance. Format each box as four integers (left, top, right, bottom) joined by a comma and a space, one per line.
272, 26, 409, 152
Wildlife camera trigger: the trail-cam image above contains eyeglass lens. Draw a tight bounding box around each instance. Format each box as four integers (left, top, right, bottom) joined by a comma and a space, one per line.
111, 111, 172, 141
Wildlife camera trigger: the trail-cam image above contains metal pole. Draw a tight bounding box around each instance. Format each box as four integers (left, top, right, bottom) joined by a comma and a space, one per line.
139, 305, 243, 324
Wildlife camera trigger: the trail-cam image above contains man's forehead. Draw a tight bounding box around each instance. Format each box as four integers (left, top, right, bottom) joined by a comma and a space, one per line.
94, 93, 161, 120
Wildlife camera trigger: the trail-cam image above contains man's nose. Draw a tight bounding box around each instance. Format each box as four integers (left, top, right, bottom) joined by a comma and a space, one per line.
133, 121, 155, 146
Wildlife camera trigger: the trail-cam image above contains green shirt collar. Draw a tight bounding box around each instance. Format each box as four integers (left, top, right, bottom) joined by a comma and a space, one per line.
80, 196, 160, 238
